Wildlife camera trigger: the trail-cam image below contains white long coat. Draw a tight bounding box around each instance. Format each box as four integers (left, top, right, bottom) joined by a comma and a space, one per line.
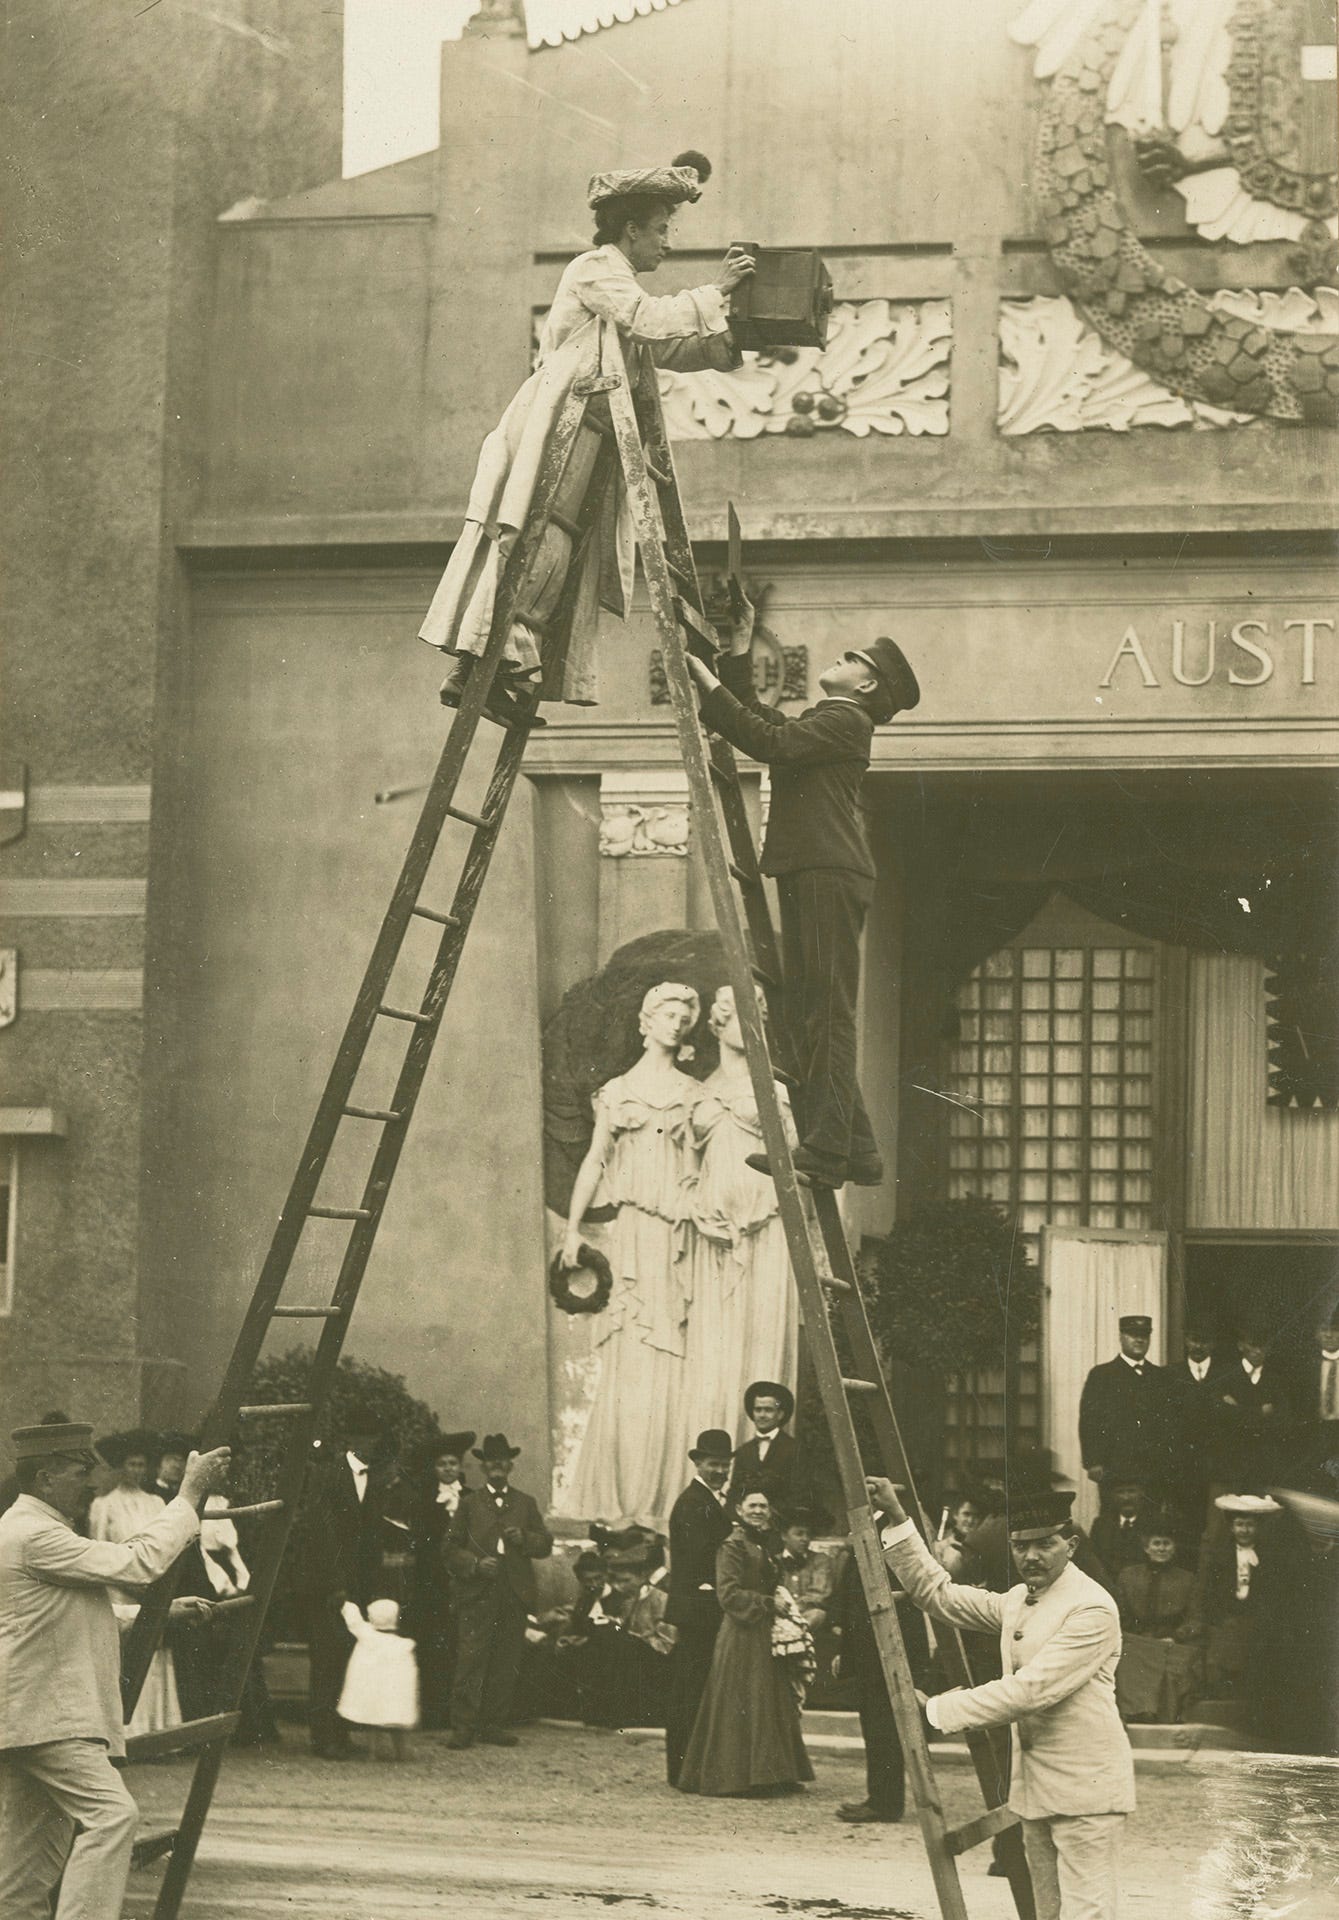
884, 1523, 1135, 1820
418, 245, 737, 704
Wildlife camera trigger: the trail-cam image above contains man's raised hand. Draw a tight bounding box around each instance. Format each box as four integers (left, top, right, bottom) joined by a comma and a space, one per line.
865, 1476, 908, 1525
180, 1447, 232, 1510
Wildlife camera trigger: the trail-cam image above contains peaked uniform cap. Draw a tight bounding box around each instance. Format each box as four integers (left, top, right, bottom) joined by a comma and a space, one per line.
1006, 1489, 1075, 1540
10, 1422, 98, 1461
1119, 1314, 1153, 1333
852, 638, 920, 716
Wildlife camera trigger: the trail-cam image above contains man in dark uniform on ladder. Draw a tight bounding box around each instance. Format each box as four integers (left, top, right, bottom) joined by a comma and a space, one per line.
687, 589, 919, 1190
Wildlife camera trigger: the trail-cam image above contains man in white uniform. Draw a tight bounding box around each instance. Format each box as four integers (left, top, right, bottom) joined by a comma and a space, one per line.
867, 1476, 1134, 1920
0, 1420, 230, 1920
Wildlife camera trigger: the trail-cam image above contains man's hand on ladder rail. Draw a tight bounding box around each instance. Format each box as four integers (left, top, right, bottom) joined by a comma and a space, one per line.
686, 653, 720, 695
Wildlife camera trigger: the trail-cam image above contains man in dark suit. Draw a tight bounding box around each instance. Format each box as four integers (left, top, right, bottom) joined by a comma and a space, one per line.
1089, 1476, 1151, 1580
663, 1429, 733, 1786
833, 1497, 930, 1824
1297, 1309, 1339, 1480
1213, 1324, 1292, 1492
1078, 1314, 1174, 1505
304, 1414, 389, 1759
727, 1381, 804, 1513
688, 594, 919, 1189
446, 1433, 552, 1750
1168, 1318, 1227, 1540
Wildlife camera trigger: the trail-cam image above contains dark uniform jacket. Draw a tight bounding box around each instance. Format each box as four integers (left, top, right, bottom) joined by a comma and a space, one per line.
1078, 1355, 1174, 1485
699, 654, 875, 881
726, 1430, 806, 1515
665, 1478, 732, 1632
446, 1485, 552, 1610
1210, 1359, 1292, 1488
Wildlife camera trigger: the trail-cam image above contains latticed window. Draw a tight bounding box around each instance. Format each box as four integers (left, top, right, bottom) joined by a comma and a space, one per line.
947, 945, 1156, 1235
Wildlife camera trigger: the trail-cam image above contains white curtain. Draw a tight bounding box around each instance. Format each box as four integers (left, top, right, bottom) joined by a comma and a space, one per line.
1042, 1228, 1167, 1532
1186, 953, 1339, 1231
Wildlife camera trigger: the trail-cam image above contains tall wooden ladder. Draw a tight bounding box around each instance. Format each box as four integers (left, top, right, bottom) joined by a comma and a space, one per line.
116, 318, 1032, 1920
599, 322, 1035, 1920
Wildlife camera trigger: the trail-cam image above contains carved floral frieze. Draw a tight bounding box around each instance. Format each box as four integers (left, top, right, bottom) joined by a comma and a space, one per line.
656, 299, 952, 441
598, 772, 690, 858
999, 288, 1339, 432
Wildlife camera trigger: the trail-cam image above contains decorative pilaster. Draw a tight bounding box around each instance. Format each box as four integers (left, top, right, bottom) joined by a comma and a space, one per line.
597, 771, 691, 963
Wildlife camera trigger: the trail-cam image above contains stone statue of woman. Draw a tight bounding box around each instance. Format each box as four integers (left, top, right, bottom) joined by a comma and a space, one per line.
558, 981, 704, 1525
683, 986, 798, 1442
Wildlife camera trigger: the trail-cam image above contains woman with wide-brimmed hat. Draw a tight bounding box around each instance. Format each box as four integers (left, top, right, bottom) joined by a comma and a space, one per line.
420, 151, 753, 722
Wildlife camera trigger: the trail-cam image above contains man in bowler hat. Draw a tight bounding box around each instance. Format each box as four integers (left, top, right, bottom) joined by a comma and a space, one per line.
727, 1381, 804, 1513
664, 1430, 734, 1785
1079, 1314, 1174, 1505
687, 591, 920, 1189
445, 1434, 552, 1749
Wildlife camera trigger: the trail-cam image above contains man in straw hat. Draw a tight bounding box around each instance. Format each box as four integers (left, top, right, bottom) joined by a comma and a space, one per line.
687, 594, 920, 1191
867, 1474, 1133, 1920
664, 1429, 734, 1785
444, 1433, 552, 1751
0, 1421, 230, 1920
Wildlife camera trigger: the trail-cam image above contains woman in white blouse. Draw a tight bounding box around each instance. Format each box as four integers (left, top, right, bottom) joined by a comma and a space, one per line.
422, 151, 753, 721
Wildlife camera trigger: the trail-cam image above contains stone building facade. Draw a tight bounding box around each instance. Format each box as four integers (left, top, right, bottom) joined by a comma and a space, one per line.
3, 0, 1336, 1503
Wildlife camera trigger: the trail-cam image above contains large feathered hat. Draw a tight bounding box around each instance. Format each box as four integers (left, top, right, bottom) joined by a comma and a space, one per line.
588, 150, 712, 210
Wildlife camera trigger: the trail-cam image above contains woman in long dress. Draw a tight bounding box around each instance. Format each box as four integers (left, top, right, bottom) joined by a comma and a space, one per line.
677, 1491, 814, 1797
560, 983, 704, 1524
91, 1438, 183, 1738
684, 986, 798, 1441
422, 151, 753, 720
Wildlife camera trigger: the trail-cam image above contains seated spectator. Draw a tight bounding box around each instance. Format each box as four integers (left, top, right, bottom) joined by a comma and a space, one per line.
574, 1549, 676, 1729
1114, 1513, 1203, 1724
1198, 1493, 1281, 1700
1090, 1476, 1152, 1581
931, 1489, 988, 1576
515, 1549, 609, 1721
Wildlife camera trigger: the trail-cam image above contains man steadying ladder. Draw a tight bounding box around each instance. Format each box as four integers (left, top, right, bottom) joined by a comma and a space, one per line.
865, 1476, 1134, 1920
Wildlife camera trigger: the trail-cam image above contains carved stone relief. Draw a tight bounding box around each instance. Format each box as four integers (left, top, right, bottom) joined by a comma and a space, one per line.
656, 299, 952, 441
598, 771, 690, 858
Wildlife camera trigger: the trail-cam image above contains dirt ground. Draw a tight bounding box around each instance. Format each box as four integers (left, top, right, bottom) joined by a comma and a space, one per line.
123, 1725, 1339, 1920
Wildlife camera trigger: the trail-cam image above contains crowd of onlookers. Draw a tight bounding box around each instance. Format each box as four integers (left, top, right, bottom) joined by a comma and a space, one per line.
4, 1303, 1335, 1782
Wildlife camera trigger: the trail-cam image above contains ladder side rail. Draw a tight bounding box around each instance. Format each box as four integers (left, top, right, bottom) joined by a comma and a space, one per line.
141, 728, 536, 1920
120, 377, 601, 1721
603, 351, 974, 1920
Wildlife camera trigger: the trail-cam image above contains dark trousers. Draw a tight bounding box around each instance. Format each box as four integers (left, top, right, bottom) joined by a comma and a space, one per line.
854, 1666, 906, 1817
307, 1597, 355, 1752
452, 1580, 527, 1735
776, 869, 877, 1176
664, 1613, 720, 1785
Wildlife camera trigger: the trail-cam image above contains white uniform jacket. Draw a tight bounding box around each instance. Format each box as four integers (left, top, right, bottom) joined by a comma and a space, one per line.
883, 1520, 1135, 1819
0, 1493, 199, 1757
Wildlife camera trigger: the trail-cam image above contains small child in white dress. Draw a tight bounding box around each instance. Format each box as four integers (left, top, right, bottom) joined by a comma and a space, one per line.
338, 1598, 419, 1760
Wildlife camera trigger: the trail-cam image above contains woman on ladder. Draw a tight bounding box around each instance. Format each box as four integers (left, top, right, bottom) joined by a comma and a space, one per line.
421, 152, 753, 724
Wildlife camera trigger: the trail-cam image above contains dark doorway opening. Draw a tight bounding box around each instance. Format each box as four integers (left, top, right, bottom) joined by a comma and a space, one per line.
1184, 1239, 1339, 1363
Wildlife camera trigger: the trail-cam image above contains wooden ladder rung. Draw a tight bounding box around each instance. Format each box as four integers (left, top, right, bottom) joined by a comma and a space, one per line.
823, 1275, 854, 1294
237, 1402, 312, 1419
125, 1712, 241, 1764
342, 1105, 403, 1123
132, 1827, 180, 1868
271, 1305, 344, 1318
946, 1804, 1019, 1856
842, 1377, 880, 1394
378, 1004, 432, 1025
750, 962, 781, 991
674, 596, 717, 647
772, 1066, 800, 1092
411, 904, 461, 928
445, 802, 489, 830
207, 1500, 283, 1520
728, 861, 763, 889
307, 1205, 372, 1221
